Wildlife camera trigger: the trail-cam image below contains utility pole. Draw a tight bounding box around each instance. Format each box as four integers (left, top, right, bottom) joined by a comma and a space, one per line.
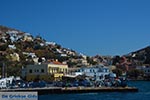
2, 62, 5, 78
2, 62, 7, 78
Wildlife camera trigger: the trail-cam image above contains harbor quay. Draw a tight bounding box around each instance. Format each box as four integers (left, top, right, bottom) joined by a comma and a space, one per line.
0, 87, 138, 95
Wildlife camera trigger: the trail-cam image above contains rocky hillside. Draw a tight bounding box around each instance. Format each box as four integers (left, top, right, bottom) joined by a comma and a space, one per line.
125, 46, 150, 65
0, 25, 95, 76
1, 25, 149, 77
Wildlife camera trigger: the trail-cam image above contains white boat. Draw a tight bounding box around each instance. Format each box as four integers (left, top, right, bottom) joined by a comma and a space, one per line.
0, 76, 22, 89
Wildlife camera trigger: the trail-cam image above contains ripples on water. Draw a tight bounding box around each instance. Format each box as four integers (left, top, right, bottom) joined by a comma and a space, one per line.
39, 81, 150, 100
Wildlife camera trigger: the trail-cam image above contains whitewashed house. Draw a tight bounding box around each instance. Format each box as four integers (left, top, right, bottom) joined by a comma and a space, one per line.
75, 64, 116, 80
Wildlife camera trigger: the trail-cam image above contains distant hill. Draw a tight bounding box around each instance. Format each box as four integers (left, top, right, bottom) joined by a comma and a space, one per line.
125, 46, 150, 65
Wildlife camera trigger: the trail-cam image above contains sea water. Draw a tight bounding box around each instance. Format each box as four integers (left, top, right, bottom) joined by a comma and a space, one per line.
39, 81, 150, 100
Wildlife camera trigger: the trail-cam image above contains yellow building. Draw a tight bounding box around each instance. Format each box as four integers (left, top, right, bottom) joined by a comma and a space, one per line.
26, 61, 68, 81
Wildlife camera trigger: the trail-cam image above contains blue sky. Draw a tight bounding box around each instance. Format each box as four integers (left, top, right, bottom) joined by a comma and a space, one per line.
0, 0, 150, 56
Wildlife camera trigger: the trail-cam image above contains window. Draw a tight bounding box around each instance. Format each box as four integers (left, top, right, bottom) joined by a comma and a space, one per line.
65, 69, 67, 73
93, 70, 95, 72
29, 69, 32, 73
41, 69, 44, 73
90, 69, 92, 72
37, 69, 39, 72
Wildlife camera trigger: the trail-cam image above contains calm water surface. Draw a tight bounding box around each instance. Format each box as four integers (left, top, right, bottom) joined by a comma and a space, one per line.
39, 81, 150, 100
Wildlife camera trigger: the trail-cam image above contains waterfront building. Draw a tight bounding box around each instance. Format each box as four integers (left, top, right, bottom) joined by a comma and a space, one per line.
74, 64, 115, 80
136, 65, 150, 76
25, 60, 68, 81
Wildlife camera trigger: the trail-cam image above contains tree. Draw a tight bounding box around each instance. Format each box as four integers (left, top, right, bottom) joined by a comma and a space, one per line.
87, 56, 97, 65
56, 44, 61, 49
0, 43, 8, 51
112, 68, 123, 77
127, 69, 144, 78
57, 56, 69, 62
67, 61, 77, 67
112, 55, 120, 65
